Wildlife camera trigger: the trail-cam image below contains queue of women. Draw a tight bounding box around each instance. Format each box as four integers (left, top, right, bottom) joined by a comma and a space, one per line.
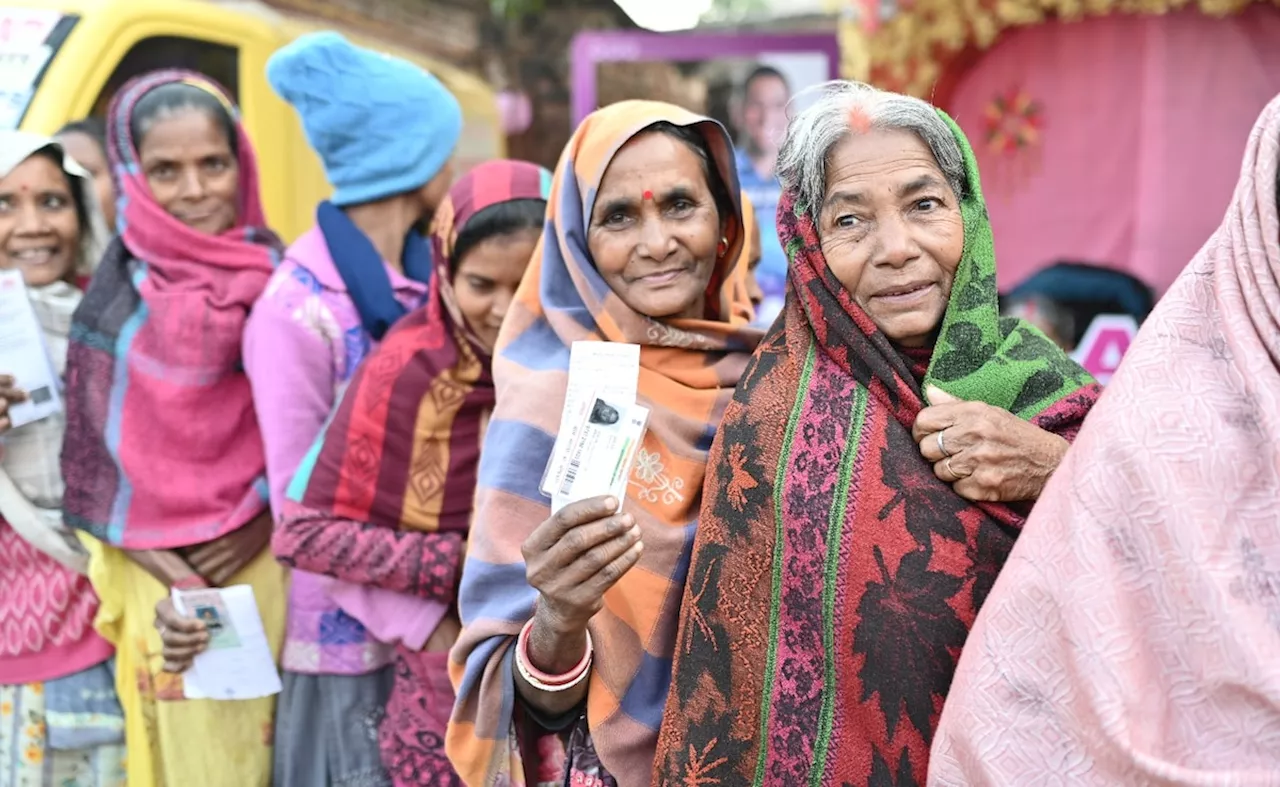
0, 23, 1277, 787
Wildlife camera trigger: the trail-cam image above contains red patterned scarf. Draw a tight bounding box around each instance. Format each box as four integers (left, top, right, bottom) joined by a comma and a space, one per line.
294, 159, 550, 534
652, 111, 1101, 786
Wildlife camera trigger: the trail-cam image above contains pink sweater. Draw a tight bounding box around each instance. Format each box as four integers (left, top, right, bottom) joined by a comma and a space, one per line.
0, 526, 112, 684
243, 227, 427, 675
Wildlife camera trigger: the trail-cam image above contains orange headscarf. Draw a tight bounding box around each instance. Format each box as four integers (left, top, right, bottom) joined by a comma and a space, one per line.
448, 100, 762, 786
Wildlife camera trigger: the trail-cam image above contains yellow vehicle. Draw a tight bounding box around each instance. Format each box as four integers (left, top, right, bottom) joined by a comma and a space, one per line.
2, 0, 504, 241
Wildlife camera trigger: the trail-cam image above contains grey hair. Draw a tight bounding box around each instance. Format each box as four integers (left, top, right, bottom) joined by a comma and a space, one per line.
776, 81, 966, 226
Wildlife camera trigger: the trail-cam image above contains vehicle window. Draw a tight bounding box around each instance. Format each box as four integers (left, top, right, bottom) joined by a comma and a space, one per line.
91, 36, 239, 118
0, 7, 77, 129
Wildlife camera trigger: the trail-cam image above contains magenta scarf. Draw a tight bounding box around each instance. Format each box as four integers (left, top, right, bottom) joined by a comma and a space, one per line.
62, 70, 280, 550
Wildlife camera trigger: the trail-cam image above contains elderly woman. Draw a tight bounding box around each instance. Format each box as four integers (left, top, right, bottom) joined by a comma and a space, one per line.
928, 94, 1280, 786
651, 81, 1102, 787
447, 101, 761, 787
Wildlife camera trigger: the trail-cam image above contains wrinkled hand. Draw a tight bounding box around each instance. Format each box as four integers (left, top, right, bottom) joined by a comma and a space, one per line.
183, 511, 273, 587
913, 385, 1068, 503
522, 495, 642, 636
154, 597, 209, 673
0, 375, 27, 434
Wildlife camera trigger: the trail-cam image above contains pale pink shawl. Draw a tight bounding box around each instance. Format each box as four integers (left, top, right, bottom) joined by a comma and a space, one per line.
929, 95, 1280, 785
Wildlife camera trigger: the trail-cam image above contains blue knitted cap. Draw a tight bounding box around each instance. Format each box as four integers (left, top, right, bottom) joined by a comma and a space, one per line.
267, 32, 463, 207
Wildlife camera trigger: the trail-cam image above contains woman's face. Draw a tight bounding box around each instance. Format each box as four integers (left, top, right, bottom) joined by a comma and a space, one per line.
137, 109, 239, 235
0, 154, 81, 287
818, 128, 964, 347
587, 131, 724, 320
452, 226, 538, 353
57, 130, 116, 231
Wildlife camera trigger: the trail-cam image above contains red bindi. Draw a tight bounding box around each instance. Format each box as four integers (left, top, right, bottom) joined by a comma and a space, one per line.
642, 189, 654, 201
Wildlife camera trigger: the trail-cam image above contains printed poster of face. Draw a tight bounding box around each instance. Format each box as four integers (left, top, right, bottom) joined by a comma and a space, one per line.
570, 31, 841, 327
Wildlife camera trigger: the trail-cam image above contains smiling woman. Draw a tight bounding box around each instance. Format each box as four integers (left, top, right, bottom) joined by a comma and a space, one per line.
448, 100, 761, 787
0, 151, 84, 288
652, 81, 1103, 787
60, 70, 286, 787
588, 121, 736, 320
129, 83, 241, 236
0, 132, 120, 787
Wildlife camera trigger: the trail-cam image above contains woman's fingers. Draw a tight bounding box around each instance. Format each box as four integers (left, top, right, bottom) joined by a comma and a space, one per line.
185, 553, 227, 584
161, 638, 208, 673
160, 626, 209, 652
912, 403, 962, 443
546, 513, 634, 569
932, 451, 974, 483
155, 598, 208, 673
182, 543, 225, 576
525, 496, 618, 553
155, 598, 204, 632
559, 527, 642, 586
0, 377, 27, 403
202, 565, 233, 588
581, 538, 644, 597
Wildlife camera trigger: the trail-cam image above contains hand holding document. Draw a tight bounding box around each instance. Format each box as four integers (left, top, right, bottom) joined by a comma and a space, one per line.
172, 585, 281, 701
541, 342, 649, 515
0, 270, 61, 429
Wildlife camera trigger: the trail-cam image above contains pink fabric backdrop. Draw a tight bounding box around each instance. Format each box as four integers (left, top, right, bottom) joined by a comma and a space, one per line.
949, 5, 1280, 294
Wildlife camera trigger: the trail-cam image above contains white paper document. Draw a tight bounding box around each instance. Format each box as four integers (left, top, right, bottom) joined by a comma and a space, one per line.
0, 270, 61, 428
172, 585, 282, 701
541, 342, 648, 514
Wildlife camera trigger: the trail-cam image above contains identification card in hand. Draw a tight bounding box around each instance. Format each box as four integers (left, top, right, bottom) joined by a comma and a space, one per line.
0, 270, 61, 428
542, 341, 641, 508
543, 395, 649, 515
173, 585, 282, 701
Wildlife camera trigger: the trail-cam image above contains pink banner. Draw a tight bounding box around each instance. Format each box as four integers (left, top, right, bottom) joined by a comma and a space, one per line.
949, 5, 1280, 294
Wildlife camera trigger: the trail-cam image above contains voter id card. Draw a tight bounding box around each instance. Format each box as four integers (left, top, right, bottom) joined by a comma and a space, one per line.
541, 394, 649, 515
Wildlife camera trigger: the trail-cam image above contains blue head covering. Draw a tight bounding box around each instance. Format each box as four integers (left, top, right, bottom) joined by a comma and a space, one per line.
267, 31, 463, 206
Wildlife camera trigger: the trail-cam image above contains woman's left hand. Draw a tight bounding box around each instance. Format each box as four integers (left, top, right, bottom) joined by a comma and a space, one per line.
183, 510, 273, 587
913, 385, 1069, 503
154, 597, 209, 673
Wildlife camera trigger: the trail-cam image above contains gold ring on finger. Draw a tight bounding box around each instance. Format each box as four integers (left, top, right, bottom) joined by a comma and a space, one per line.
945, 457, 959, 481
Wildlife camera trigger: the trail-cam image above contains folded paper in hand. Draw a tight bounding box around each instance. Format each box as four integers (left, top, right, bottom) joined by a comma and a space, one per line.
173, 585, 281, 701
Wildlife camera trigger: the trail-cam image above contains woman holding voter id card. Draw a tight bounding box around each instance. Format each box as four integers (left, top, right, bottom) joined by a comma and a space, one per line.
60, 71, 285, 787
0, 131, 122, 787
447, 101, 762, 787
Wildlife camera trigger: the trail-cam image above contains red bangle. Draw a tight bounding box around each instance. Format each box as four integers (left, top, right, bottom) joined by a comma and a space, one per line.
516, 618, 593, 688
171, 574, 207, 591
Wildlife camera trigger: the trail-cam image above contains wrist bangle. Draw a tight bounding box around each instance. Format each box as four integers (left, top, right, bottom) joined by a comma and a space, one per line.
515, 618, 592, 692
171, 574, 207, 591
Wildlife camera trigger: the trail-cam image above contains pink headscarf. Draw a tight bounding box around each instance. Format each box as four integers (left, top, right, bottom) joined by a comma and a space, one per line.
61, 70, 280, 550
929, 94, 1280, 784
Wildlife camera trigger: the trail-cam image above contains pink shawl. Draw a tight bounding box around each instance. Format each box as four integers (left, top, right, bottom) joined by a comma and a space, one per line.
929, 95, 1280, 783
61, 70, 279, 550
